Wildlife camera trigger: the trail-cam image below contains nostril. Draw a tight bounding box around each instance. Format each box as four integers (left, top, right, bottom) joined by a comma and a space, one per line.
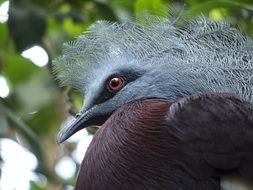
75, 113, 81, 118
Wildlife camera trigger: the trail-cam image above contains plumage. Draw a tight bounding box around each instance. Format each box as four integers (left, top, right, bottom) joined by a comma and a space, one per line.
53, 16, 253, 102
76, 94, 253, 190
53, 13, 253, 189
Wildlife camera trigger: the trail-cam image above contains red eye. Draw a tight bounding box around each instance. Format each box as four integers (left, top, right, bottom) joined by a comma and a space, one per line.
108, 77, 124, 92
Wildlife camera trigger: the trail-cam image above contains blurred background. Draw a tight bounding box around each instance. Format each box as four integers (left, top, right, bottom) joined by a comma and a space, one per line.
0, 0, 252, 189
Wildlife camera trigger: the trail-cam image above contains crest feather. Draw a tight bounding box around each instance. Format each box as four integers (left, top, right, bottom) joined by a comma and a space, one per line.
53, 13, 253, 101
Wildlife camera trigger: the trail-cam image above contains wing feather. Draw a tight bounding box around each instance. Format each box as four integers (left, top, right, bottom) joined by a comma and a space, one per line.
167, 93, 253, 180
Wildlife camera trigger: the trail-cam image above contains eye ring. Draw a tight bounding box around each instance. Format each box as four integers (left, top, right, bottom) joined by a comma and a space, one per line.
107, 76, 124, 92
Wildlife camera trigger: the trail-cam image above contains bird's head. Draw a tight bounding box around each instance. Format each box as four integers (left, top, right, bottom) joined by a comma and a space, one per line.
54, 15, 251, 143
55, 57, 172, 143
54, 30, 173, 143
53, 19, 185, 143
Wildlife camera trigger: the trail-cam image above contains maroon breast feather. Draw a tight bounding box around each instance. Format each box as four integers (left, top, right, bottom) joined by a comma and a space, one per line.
76, 93, 253, 190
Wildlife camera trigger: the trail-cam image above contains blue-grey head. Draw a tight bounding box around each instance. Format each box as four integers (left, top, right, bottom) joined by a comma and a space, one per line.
53, 15, 253, 143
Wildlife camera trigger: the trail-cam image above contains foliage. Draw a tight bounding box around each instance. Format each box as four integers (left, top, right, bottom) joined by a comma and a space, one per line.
0, 0, 252, 189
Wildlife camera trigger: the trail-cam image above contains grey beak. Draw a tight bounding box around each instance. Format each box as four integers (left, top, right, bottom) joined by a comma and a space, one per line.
57, 106, 109, 144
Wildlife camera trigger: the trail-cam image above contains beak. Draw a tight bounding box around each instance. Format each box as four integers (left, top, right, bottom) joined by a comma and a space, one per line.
57, 106, 109, 144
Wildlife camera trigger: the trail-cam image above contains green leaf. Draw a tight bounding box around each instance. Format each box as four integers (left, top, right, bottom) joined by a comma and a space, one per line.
0, 106, 9, 135
0, 24, 8, 47
135, 0, 167, 16
185, 0, 253, 17
209, 8, 228, 20
59, 3, 71, 14
3, 54, 39, 85
28, 104, 60, 136
30, 180, 46, 190
15, 69, 58, 114
62, 18, 86, 36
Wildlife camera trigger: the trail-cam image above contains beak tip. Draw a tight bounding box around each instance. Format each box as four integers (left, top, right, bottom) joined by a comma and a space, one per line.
56, 134, 64, 145
56, 109, 93, 145
56, 129, 69, 144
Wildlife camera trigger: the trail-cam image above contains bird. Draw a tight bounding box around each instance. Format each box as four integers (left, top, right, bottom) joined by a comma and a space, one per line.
53, 13, 253, 189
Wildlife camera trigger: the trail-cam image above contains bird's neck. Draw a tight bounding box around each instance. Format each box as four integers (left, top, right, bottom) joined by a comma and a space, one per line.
76, 99, 218, 190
